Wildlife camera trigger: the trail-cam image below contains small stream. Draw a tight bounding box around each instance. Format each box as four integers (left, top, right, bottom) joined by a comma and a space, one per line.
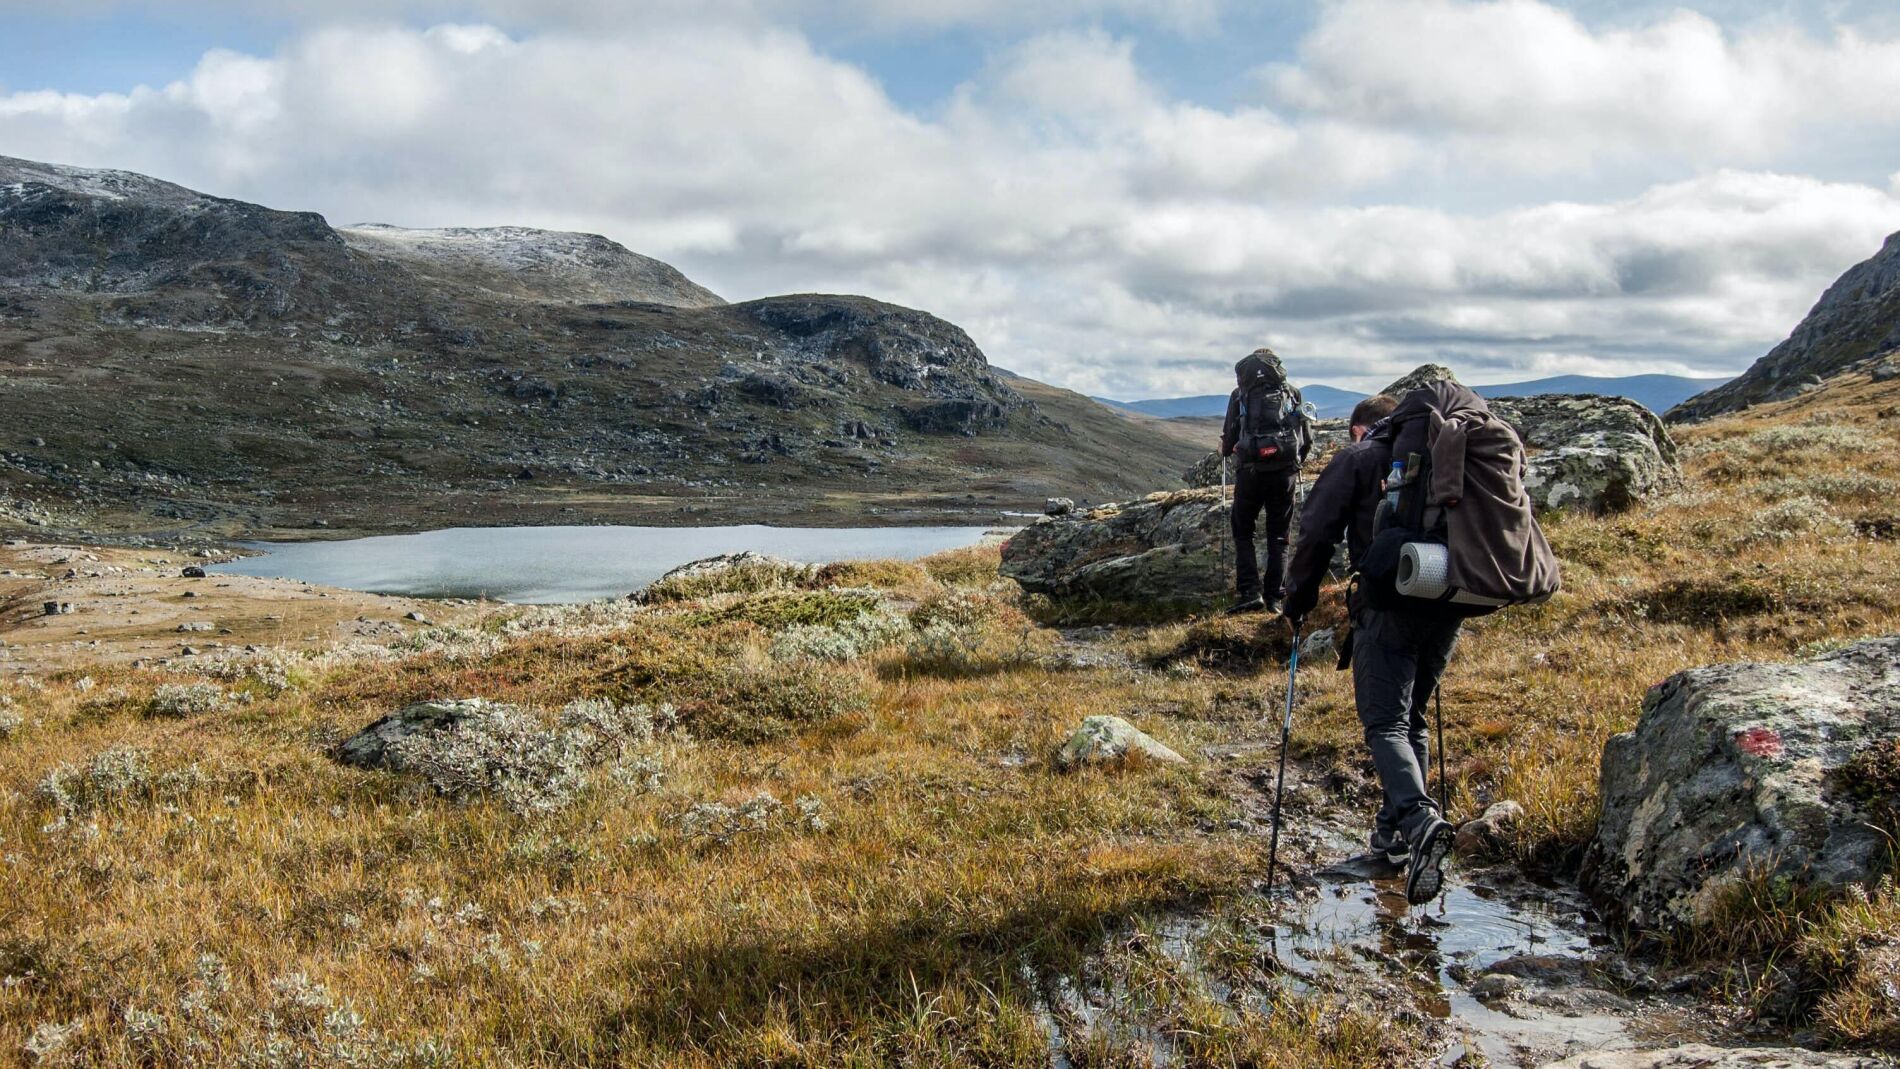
1038, 860, 1709, 1068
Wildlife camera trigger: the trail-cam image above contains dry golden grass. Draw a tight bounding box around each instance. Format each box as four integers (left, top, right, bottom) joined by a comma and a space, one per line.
4, 378, 1900, 1063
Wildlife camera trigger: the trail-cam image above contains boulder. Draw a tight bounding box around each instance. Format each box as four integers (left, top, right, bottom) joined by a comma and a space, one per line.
181, 565, 206, 578
1583, 637, 1900, 930
1183, 452, 1229, 489
1537, 1045, 1884, 1069
1298, 627, 1338, 664
1044, 497, 1075, 517
1055, 715, 1186, 770
1380, 364, 1459, 397
1372, 366, 1679, 512
1454, 799, 1524, 858
1489, 395, 1680, 513
337, 698, 498, 770
1000, 489, 1232, 608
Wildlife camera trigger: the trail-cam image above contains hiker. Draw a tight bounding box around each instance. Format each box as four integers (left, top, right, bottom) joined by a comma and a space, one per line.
1282, 382, 1558, 904
1219, 348, 1313, 614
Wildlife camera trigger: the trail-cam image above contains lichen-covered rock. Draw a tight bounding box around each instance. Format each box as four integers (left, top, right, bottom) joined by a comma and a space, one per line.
1298, 627, 1338, 664
1371, 367, 1679, 512
1055, 715, 1186, 770
1000, 489, 1232, 608
337, 698, 497, 770
1489, 395, 1680, 513
1380, 364, 1460, 397
1583, 637, 1900, 930
1537, 1045, 1884, 1069
1183, 452, 1229, 489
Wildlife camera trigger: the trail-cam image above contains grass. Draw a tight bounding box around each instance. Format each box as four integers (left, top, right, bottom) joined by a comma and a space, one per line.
5, 376, 1900, 1062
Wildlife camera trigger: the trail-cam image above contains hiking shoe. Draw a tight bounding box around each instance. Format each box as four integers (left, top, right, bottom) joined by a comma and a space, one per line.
1370, 830, 1409, 866
1404, 817, 1455, 905
1226, 594, 1266, 615
1265, 596, 1286, 616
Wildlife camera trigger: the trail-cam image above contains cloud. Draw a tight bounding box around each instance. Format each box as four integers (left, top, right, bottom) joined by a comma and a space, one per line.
3, 6, 1900, 399
1270, 0, 1900, 171
0, 0, 1230, 33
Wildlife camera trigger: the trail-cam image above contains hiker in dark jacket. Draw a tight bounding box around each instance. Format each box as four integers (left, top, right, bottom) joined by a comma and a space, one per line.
1282, 389, 1459, 904
1219, 348, 1313, 614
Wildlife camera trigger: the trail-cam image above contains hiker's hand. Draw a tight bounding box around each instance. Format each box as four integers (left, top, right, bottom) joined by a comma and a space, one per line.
1282, 585, 1318, 622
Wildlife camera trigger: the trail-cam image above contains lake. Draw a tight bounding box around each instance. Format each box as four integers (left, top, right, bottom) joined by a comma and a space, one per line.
208, 524, 1008, 604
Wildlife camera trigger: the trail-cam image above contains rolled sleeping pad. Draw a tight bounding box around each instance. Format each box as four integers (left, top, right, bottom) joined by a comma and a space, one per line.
1395, 542, 1512, 608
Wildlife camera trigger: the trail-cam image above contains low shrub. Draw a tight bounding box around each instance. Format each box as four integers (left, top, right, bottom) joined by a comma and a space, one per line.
679, 663, 871, 742
148, 681, 230, 717
638, 555, 815, 603
918, 544, 1002, 587
683, 588, 886, 631
770, 606, 912, 663
35, 746, 209, 819
813, 558, 929, 590
390, 699, 668, 816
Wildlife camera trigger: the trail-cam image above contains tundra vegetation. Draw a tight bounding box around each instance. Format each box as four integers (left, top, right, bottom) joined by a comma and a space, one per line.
2, 378, 1898, 1066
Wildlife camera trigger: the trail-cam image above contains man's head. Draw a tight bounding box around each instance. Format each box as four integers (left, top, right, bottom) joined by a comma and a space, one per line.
1349, 395, 1398, 442
1234, 347, 1286, 388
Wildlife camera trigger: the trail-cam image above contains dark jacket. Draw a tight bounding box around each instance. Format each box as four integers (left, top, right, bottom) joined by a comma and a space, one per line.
1283, 429, 1392, 614
1220, 385, 1313, 464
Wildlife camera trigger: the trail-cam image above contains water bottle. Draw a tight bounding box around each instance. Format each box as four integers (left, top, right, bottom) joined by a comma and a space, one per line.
1386, 459, 1405, 512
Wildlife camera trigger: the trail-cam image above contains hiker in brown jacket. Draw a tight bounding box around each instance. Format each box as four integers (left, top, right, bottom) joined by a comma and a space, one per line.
1284, 381, 1557, 905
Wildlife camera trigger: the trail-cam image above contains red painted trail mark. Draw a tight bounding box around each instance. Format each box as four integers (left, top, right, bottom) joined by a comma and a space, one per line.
1736, 727, 1784, 759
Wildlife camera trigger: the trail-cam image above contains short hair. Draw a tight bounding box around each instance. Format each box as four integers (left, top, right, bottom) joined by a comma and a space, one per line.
1349, 395, 1398, 429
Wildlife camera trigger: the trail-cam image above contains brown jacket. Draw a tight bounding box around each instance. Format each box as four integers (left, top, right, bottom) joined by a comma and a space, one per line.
1391, 383, 1560, 603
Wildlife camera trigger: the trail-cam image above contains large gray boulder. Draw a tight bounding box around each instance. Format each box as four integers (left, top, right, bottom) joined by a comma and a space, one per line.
1489, 395, 1680, 513
1000, 489, 1232, 607
1584, 638, 1900, 930
1373, 366, 1680, 512
337, 698, 498, 770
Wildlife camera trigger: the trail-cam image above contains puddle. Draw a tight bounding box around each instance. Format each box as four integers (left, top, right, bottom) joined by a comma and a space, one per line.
1035, 866, 1695, 1069
1273, 873, 1630, 1067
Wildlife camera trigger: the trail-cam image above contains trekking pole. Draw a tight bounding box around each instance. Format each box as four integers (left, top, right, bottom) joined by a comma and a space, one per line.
1263, 620, 1302, 896
1434, 684, 1448, 815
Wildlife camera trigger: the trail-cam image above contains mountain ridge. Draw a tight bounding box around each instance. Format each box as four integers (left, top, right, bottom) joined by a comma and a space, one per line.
0, 156, 1200, 538
1668, 230, 1900, 422
1101, 373, 1732, 420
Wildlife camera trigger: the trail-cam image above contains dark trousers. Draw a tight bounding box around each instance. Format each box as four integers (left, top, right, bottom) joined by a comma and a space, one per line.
1231, 465, 1297, 599
1352, 607, 1461, 849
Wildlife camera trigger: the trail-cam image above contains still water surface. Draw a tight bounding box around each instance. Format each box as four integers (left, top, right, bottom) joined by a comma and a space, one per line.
208, 524, 1004, 603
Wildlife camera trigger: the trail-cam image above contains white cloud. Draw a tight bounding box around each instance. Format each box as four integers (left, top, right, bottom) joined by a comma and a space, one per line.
1270, 0, 1900, 171
3, 5, 1900, 399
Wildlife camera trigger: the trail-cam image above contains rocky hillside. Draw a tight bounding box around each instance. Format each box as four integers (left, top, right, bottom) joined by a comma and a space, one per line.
0, 156, 1201, 537
1669, 230, 1900, 421
337, 224, 726, 308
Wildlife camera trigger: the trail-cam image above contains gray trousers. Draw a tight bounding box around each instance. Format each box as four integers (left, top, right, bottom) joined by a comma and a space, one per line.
1352, 607, 1461, 850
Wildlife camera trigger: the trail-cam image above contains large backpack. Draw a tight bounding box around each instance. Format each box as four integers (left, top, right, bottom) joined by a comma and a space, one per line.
1358, 383, 1560, 617
1234, 358, 1306, 472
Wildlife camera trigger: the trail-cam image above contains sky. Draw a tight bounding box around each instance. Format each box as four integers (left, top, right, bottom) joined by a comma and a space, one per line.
4, 1, 1900, 398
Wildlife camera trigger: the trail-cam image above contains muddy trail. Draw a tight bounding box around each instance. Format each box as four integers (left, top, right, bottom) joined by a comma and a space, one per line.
1046, 772, 1725, 1067
1045, 626, 1734, 1068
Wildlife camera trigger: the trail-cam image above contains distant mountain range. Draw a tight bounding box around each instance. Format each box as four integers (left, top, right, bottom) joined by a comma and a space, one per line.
1099, 373, 1734, 421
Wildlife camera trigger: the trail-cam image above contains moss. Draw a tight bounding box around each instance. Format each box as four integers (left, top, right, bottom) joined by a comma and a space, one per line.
1625, 576, 1783, 625
680, 589, 885, 632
